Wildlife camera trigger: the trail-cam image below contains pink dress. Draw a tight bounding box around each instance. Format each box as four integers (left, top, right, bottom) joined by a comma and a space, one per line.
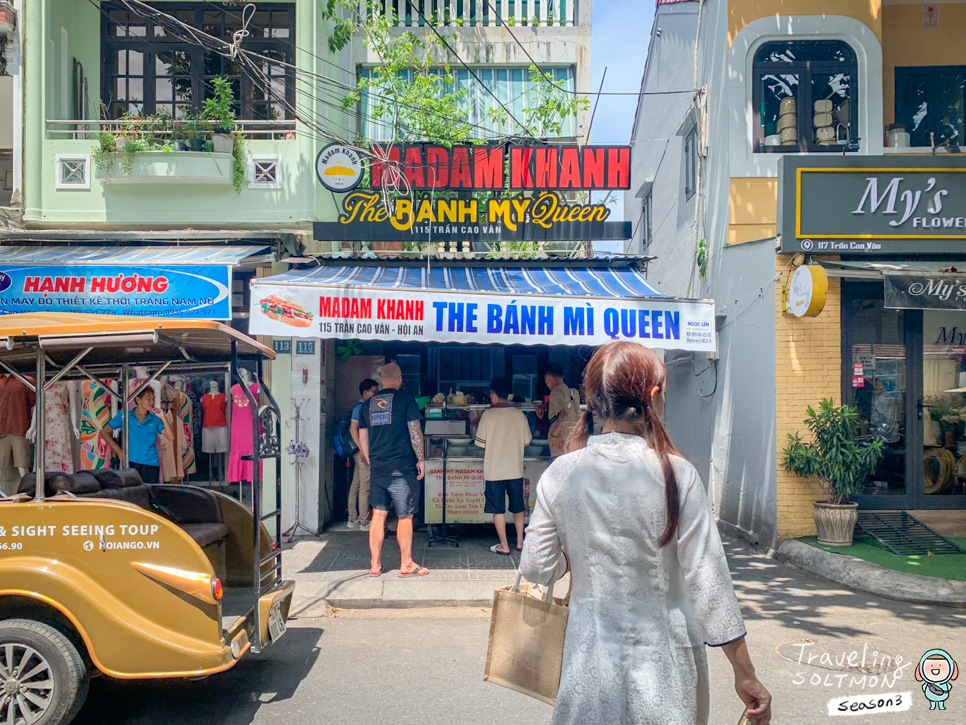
228, 383, 261, 483
44, 383, 74, 473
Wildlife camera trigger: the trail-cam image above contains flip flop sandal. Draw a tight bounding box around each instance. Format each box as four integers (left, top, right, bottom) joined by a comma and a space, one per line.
490, 545, 512, 556
369, 566, 383, 577
399, 566, 430, 578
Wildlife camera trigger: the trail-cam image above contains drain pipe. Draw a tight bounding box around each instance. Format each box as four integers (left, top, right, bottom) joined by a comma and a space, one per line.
687, 0, 706, 298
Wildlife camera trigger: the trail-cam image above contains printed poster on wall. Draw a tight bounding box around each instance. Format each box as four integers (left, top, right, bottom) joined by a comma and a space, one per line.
249, 286, 717, 352
0, 265, 232, 319
424, 459, 550, 525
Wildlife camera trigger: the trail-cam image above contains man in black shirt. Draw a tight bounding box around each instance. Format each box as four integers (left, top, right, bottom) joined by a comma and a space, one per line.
359, 362, 429, 578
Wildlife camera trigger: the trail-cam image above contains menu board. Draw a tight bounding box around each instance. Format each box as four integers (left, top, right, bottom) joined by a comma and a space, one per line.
424, 459, 550, 524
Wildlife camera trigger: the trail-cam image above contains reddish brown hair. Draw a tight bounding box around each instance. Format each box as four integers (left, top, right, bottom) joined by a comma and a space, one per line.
568, 341, 682, 547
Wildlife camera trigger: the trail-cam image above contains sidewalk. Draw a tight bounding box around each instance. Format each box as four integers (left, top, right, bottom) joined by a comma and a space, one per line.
283, 526, 525, 615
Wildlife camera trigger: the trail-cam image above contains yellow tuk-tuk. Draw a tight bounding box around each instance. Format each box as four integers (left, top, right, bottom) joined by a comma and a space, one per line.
0, 313, 294, 725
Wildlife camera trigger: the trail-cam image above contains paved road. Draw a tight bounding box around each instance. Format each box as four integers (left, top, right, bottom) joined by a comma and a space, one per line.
73, 539, 966, 724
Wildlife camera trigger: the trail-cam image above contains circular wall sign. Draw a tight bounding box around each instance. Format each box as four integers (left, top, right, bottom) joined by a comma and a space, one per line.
787, 264, 828, 318
315, 143, 364, 192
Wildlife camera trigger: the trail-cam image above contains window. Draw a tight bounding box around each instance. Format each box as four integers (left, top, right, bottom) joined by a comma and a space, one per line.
55, 155, 91, 189
896, 66, 965, 148
102, 3, 294, 120
684, 130, 697, 199
359, 66, 577, 141
249, 155, 282, 189
640, 193, 653, 250
753, 41, 857, 153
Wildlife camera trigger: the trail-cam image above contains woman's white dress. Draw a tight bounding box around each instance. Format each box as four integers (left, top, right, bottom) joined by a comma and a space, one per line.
519, 432, 746, 725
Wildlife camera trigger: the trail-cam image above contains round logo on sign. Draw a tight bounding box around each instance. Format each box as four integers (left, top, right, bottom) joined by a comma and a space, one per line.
0, 273, 11, 294
787, 265, 828, 318
315, 143, 364, 192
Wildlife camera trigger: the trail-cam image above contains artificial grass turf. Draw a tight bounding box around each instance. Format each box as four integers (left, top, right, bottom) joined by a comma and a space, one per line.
799, 534, 966, 582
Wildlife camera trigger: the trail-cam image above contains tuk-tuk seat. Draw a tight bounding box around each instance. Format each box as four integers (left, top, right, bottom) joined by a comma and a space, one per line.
18, 469, 232, 550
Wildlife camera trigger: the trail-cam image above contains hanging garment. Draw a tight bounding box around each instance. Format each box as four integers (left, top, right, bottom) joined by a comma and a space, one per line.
186, 382, 203, 469
177, 389, 196, 475
44, 383, 74, 473
79, 380, 113, 470
158, 410, 187, 482
228, 383, 261, 483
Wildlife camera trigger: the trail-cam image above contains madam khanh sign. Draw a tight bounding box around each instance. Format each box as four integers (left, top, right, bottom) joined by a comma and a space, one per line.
369, 143, 631, 191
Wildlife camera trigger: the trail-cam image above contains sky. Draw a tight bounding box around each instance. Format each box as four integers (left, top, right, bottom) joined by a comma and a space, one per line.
591, 0, 653, 248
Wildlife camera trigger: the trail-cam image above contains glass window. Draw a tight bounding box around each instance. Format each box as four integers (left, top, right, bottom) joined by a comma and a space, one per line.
684, 130, 697, 199
102, 2, 294, 120
847, 295, 906, 497
896, 66, 965, 149
640, 193, 652, 251
753, 41, 858, 153
922, 311, 966, 496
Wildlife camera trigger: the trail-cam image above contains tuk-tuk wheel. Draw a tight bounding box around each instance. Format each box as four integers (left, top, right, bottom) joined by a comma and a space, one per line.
0, 619, 90, 725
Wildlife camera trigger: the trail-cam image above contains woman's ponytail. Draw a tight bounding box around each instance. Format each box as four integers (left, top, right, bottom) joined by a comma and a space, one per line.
567, 409, 593, 452
646, 406, 680, 548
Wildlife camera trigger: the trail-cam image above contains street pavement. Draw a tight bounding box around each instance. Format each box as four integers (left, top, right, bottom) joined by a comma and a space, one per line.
72, 534, 966, 724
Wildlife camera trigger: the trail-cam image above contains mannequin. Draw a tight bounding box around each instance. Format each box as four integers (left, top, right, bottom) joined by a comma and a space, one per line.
0, 374, 35, 493
201, 379, 229, 483
26, 382, 80, 473
228, 370, 261, 489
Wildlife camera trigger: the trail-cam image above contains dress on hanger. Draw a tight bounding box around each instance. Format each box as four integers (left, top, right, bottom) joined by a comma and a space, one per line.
158, 409, 187, 482
228, 383, 261, 483
79, 380, 113, 470
44, 382, 74, 473
177, 389, 196, 475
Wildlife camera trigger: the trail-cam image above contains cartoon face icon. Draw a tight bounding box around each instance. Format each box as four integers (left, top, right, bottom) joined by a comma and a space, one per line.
916, 649, 958, 711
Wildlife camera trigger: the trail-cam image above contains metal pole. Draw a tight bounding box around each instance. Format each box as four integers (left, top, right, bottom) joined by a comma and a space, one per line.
32, 347, 46, 502
121, 364, 130, 469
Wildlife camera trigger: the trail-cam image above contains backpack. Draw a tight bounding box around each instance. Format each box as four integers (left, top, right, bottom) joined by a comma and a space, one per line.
332, 416, 358, 458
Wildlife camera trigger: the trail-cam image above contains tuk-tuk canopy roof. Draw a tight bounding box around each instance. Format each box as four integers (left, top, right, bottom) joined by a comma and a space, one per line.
0, 313, 273, 373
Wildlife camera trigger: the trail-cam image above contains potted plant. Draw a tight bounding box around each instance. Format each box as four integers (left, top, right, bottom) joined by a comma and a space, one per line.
781, 398, 885, 546
184, 112, 211, 152
203, 77, 236, 154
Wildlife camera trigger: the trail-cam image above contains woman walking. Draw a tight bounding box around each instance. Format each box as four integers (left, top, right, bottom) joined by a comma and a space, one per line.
520, 341, 771, 725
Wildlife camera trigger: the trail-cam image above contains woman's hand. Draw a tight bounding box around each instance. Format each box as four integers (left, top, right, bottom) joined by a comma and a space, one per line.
735, 675, 771, 724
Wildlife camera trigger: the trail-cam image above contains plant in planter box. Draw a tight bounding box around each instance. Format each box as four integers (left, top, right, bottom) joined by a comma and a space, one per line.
782, 398, 885, 546
203, 77, 236, 154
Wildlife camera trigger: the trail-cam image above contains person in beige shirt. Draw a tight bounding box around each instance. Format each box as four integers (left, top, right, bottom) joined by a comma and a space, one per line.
475, 378, 532, 555
536, 362, 577, 457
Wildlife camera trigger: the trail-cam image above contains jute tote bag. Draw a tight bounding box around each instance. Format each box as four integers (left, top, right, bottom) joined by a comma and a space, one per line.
484, 569, 571, 705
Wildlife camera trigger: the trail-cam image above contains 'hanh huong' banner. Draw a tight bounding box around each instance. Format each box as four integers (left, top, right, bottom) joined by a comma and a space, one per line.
249, 285, 716, 351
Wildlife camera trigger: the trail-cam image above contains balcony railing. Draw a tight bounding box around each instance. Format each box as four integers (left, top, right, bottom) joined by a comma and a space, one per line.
46, 119, 297, 141
327, 240, 593, 259
362, 0, 579, 27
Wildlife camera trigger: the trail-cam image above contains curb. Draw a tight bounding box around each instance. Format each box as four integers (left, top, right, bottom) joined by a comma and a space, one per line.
775, 540, 966, 609
290, 593, 496, 615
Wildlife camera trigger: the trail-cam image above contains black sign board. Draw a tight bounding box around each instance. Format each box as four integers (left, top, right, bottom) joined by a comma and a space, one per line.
884, 273, 966, 310
313, 191, 631, 242
779, 156, 966, 255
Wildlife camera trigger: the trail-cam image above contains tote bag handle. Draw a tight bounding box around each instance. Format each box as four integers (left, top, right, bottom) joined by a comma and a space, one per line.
511, 551, 572, 603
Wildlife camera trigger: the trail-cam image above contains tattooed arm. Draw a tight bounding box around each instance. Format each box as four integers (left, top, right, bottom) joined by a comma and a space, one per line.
408, 419, 426, 480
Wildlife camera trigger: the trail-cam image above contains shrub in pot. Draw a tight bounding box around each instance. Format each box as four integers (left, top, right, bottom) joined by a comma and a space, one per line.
781, 399, 885, 546
204, 77, 236, 154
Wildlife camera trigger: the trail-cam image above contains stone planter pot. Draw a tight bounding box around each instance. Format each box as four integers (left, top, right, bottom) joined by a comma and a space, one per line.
211, 133, 234, 154
813, 501, 859, 547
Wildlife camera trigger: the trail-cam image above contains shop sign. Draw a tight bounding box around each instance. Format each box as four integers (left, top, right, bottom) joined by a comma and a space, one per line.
425, 459, 549, 524
249, 286, 717, 352
786, 265, 828, 317
884, 272, 966, 310
368, 143, 631, 191
779, 156, 966, 255
315, 143, 364, 192
0, 265, 231, 318
313, 191, 630, 242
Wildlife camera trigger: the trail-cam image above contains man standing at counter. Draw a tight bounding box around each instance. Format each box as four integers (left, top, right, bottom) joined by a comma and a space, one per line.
476, 378, 532, 555
536, 362, 578, 457
348, 378, 379, 531
359, 363, 429, 578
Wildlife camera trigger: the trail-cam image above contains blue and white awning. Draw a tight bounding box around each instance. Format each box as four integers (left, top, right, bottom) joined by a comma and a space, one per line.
250, 262, 715, 351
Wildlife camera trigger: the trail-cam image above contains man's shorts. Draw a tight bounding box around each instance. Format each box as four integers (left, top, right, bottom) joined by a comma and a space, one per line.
369, 469, 419, 518
0, 435, 31, 469
484, 478, 525, 515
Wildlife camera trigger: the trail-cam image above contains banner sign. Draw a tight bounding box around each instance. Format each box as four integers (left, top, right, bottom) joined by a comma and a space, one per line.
0, 265, 232, 318
779, 156, 966, 255
313, 190, 631, 242
369, 143, 631, 191
884, 272, 966, 310
425, 459, 550, 524
249, 285, 717, 351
